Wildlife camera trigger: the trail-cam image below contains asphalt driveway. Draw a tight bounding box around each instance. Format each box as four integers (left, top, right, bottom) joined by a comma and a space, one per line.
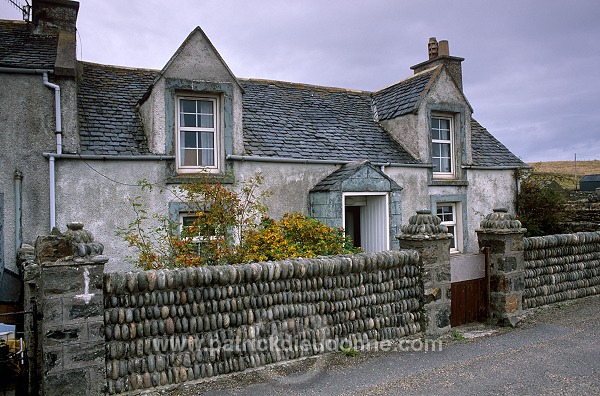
159, 294, 600, 395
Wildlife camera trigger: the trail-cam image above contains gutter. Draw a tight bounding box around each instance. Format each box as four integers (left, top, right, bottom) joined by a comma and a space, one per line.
226, 154, 432, 168
462, 165, 531, 170
43, 153, 175, 160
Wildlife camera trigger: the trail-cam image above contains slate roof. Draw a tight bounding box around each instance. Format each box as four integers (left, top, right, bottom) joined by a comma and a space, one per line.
78, 62, 158, 155
580, 174, 600, 182
239, 79, 419, 164
0, 20, 58, 69
471, 119, 527, 167
371, 69, 434, 121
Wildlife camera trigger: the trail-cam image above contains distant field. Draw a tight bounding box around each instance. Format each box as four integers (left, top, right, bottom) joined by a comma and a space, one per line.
527, 160, 600, 190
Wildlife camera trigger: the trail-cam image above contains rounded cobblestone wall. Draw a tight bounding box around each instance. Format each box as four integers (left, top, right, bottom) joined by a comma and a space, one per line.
103, 251, 422, 394
523, 232, 600, 308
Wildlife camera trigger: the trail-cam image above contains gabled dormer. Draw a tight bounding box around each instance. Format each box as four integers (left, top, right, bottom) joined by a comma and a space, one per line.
138, 27, 244, 179
372, 38, 473, 185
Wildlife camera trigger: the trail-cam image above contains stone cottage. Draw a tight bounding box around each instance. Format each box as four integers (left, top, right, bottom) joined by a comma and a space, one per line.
0, 0, 526, 290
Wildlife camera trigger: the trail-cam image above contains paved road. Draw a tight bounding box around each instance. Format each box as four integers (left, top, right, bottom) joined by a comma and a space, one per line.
165, 295, 600, 395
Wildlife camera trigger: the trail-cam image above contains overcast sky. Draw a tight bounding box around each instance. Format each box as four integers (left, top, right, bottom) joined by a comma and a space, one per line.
3, 0, 599, 163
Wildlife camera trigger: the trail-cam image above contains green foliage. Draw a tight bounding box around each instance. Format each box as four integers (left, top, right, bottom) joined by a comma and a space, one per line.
117, 172, 270, 269
117, 173, 361, 269
339, 344, 358, 357
517, 171, 567, 237
241, 213, 362, 263
450, 330, 465, 341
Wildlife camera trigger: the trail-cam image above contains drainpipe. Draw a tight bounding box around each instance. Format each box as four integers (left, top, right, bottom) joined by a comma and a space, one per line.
14, 170, 23, 252
42, 73, 61, 230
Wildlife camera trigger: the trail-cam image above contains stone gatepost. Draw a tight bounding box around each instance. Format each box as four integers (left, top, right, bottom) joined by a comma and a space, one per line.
476, 208, 526, 327
24, 223, 108, 396
396, 210, 452, 336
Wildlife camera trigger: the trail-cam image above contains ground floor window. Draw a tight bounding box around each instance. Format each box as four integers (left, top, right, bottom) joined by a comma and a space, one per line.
437, 203, 461, 253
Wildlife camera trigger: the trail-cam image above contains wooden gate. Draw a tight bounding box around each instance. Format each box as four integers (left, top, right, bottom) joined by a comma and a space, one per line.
450, 248, 490, 326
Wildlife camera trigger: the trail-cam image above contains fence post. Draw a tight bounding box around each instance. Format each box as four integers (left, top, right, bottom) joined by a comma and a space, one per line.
26, 223, 107, 395
396, 210, 452, 336
476, 208, 526, 327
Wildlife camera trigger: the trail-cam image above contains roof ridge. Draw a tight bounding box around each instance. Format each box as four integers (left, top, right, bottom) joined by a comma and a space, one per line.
78, 60, 159, 73
239, 77, 372, 94
373, 66, 438, 94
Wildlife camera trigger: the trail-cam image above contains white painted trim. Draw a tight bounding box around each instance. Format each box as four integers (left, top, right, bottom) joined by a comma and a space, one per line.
343, 192, 390, 253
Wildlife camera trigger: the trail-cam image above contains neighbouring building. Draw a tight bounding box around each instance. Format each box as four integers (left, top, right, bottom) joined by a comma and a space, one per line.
0, 0, 527, 294
580, 174, 600, 192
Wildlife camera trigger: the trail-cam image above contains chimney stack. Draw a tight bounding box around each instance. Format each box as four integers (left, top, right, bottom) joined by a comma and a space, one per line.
428, 37, 438, 60
438, 40, 449, 56
32, 0, 79, 34
411, 37, 465, 92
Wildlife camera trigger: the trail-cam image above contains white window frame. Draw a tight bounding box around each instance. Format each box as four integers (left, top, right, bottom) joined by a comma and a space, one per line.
436, 202, 462, 253
431, 115, 454, 178
179, 212, 216, 244
176, 96, 220, 173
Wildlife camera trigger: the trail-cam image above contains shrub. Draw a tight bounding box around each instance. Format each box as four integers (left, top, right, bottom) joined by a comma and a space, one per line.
240, 213, 362, 262
118, 174, 361, 269
517, 173, 567, 236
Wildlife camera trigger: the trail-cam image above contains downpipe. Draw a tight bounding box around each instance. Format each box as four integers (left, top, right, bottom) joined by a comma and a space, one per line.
42, 73, 61, 230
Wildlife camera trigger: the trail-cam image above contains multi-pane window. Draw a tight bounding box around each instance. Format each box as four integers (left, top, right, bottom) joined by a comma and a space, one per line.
431, 117, 453, 175
178, 98, 218, 171
437, 203, 458, 252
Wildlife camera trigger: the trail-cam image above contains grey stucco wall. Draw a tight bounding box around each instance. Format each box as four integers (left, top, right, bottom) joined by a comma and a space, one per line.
139, 29, 244, 158
55, 160, 177, 272
0, 73, 57, 272
381, 68, 472, 165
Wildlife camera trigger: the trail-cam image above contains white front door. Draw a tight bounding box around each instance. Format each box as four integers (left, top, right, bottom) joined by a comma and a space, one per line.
343, 193, 389, 253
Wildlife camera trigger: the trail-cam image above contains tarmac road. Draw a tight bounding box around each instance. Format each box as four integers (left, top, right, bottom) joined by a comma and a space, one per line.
161, 294, 600, 395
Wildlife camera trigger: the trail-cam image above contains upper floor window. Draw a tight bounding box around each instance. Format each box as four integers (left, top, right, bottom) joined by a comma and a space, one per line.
177, 97, 219, 173
431, 116, 454, 177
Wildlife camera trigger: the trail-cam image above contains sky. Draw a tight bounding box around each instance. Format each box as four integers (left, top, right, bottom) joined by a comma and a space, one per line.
2, 0, 599, 163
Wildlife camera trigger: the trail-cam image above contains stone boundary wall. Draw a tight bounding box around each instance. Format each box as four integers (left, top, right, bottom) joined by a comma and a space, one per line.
523, 231, 600, 309
103, 250, 422, 394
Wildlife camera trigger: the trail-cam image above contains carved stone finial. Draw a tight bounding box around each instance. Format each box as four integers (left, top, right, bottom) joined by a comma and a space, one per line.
397, 210, 452, 240
479, 208, 523, 230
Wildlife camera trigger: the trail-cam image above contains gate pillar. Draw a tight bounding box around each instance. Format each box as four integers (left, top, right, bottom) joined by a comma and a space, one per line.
23, 223, 107, 395
396, 210, 452, 336
476, 208, 526, 327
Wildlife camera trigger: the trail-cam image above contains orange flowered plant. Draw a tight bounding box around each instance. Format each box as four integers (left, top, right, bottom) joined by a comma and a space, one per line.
118, 173, 361, 269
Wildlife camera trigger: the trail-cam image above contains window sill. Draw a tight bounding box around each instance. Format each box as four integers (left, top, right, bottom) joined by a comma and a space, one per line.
429, 179, 468, 187
166, 173, 234, 185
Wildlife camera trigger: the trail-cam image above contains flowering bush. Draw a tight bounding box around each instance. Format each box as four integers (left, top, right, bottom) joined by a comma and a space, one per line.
118, 173, 361, 269
241, 213, 361, 262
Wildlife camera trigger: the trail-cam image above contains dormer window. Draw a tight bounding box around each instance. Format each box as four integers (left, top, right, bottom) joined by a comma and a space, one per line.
177, 96, 219, 173
431, 115, 454, 178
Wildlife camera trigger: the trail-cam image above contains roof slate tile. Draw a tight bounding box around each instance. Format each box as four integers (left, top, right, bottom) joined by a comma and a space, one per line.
78, 62, 158, 155
0, 20, 58, 69
471, 119, 526, 167
240, 79, 419, 164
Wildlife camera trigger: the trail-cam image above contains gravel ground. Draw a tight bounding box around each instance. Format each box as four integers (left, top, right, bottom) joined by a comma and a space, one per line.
143, 294, 600, 395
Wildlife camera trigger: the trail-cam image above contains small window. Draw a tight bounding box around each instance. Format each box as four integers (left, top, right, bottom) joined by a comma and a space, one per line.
179, 212, 217, 244
431, 116, 453, 177
177, 97, 219, 172
437, 203, 460, 253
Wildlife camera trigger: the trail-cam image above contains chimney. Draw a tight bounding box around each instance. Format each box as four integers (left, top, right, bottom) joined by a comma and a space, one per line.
411, 37, 464, 91
32, 0, 79, 34
428, 37, 438, 59
31, 0, 79, 76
